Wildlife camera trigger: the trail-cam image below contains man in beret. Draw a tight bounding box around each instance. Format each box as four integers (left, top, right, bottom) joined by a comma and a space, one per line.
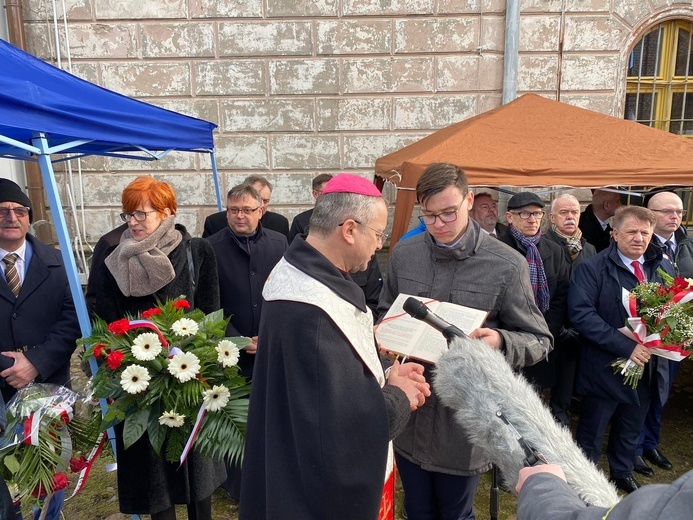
240, 174, 430, 520
0, 178, 80, 519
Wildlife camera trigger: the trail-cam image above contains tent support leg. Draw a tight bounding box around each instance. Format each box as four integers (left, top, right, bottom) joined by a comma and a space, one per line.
210, 150, 223, 212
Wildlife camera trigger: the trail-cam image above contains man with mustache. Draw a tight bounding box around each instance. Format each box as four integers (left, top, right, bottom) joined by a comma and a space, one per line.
544, 194, 597, 426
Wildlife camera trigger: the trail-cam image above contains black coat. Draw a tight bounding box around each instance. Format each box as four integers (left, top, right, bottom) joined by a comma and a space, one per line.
207, 225, 287, 378
0, 234, 80, 402
499, 230, 570, 388
289, 208, 312, 243
203, 210, 290, 239
653, 227, 693, 278
240, 238, 410, 520
94, 225, 225, 515
579, 204, 612, 252
569, 242, 672, 405
85, 223, 128, 315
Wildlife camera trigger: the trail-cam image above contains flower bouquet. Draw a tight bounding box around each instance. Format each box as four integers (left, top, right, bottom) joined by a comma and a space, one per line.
79, 297, 251, 466
612, 270, 693, 388
0, 384, 102, 507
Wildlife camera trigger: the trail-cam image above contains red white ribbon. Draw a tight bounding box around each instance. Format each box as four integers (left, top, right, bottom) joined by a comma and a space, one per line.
619, 288, 689, 362
66, 432, 107, 500
126, 319, 169, 347
179, 405, 206, 468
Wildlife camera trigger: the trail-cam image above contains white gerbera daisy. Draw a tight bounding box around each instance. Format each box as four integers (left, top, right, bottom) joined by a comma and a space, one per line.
131, 332, 163, 361
158, 410, 185, 428
120, 364, 151, 394
167, 352, 201, 382
202, 385, 230, 412
170, 318, 199, 337
216, 340, 241, 368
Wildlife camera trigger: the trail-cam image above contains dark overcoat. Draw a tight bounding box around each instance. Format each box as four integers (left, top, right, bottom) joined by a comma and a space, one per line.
0, 234, 80, 402
94, 225, 225, 515
569, 242, 672, 406
206, 225, 287, 378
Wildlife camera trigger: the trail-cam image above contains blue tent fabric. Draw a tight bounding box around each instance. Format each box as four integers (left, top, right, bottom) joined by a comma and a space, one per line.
0, 38, 216, 154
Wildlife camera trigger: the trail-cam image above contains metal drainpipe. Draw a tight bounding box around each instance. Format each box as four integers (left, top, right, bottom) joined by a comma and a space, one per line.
502, 0, 521, 105
5, 0, 53, 244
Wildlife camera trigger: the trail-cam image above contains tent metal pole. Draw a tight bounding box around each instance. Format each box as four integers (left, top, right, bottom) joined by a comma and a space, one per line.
210, 150, 223, 211
32, 132, 125, 513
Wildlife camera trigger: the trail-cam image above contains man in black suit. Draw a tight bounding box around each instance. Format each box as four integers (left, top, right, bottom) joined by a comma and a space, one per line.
288, 173, 333, 243
203, 175, 289, 239
578, 189, 621, 252
469, 191, 507, 237
0, 178, 80, 518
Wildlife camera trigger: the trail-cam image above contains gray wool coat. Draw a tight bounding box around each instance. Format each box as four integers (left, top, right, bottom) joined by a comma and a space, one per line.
378, 220, 553, 475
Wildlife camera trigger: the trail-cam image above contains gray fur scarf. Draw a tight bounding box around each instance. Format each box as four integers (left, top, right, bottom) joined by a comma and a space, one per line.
104, 216, 182, 297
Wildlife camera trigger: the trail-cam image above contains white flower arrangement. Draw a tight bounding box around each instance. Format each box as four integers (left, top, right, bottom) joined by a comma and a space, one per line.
216, 339, 241, 368
170, 317, 199, 337
120, 364, 151, 394
131, 332, 163, 361
167, 352, 201, 383
159, 410, 186, 428
202, 385, 231, 412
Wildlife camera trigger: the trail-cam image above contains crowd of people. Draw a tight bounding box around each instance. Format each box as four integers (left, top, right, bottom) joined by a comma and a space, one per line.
0, 166, 691, 519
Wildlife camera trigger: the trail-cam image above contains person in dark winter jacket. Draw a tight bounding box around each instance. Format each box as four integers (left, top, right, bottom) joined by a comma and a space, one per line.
544, 194, 597, 426
516, 464, 693, 520
94, 176, 224, 520
207, 182, 287, 502
500, 192, 570, 392
569, 205, 673, 494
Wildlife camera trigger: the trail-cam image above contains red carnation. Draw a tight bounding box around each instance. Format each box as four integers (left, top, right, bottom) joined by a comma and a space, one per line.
673, 277, 690, 291
32, 473, 69, 498
142, 307, 162, 319
107, 318, 130, 335
69, 456, 88, 473
93, 344, 105, 358
172, 299, 191, 310
106, 350, 124, 370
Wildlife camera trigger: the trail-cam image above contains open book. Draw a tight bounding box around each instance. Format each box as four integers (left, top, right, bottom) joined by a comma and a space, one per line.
375, 293, 488, 364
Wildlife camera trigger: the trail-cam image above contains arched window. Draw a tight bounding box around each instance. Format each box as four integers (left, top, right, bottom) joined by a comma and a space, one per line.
626, 20, 693, 135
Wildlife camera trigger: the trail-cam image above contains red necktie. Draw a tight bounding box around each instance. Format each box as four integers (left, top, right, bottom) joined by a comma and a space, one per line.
631, 260, 645, 283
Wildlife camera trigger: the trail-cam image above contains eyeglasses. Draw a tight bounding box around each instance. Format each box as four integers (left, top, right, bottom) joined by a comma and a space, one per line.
0, 206, 30, 219
509, 210, 545, 220
120, 210, 158, 222
227, 207, 260, 216
419, 201, 464, 226
339, 219, 389, 244
651, 209, 687, 217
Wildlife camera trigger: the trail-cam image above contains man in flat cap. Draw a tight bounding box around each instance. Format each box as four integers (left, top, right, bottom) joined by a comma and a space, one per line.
0, 178, 80, 518
500, 192, 570, 403
240, 174, 430, 520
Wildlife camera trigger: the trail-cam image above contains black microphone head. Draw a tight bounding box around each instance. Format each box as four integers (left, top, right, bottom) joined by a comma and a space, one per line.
403, 297, 429, 320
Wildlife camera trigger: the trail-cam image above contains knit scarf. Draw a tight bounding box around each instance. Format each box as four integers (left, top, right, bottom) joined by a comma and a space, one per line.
552, 224, 583, 260
509, 225, 550, 313
104, 216, 182, 297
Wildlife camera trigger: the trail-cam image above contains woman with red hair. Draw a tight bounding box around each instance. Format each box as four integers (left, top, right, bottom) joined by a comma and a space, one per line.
94, 176, 223, 520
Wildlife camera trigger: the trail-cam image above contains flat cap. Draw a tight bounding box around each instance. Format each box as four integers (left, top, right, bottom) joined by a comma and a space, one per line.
507, 192, 545, 210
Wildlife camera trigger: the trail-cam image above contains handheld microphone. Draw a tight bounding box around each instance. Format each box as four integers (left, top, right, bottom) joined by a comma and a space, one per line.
402, 297, 466, 341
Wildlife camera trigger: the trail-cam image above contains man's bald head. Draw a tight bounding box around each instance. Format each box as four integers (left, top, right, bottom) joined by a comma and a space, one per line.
647, 191, 684, 239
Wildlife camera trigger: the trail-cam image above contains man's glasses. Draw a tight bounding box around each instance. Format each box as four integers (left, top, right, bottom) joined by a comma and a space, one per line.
0, 206, 30, 219
227, 207, 260, 216
419, 201, 464, 226
651, 209, 687, 217
120, 210, 158, 222
509, 210, 545, 220
339, 220, 389, 244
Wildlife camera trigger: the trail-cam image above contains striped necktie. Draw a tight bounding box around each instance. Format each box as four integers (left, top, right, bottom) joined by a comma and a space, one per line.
3, 253, 21, 297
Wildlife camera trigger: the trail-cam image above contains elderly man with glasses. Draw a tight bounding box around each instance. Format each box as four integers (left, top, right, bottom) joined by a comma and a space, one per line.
378, 164, 552, 520
206, 182, 288, 504
500, 192, 571, 399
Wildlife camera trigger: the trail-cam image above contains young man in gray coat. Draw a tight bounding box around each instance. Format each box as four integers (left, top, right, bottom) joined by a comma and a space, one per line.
378, 163, 552, 520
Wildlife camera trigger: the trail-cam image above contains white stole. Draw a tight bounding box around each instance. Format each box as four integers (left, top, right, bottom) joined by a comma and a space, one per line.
263, 257, 394, 482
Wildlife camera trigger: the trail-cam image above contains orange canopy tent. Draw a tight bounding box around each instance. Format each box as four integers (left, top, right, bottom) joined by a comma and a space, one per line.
375, 93, 693, 247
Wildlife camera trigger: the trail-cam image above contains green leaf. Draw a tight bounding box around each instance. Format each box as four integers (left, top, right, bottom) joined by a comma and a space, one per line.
123, 407, 150, 449
147, 406, 166, 455
4, 453, 20, 474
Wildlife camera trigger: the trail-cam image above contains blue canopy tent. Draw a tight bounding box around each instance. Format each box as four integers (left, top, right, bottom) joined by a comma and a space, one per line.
0, 39, 222, 515
0, 37, 223, 336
